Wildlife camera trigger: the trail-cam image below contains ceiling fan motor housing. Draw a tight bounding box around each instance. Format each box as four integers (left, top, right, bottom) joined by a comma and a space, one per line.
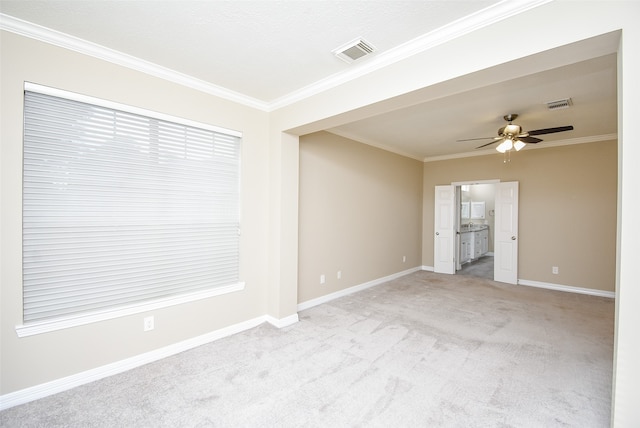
503, 124, 521, 136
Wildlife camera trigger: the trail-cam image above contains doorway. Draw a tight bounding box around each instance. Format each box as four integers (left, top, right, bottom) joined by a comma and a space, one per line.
434, 181, 519, 284
456, 183, 495, 280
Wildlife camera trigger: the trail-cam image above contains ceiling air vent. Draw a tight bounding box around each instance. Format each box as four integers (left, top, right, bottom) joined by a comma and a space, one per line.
546, 98, 573, 110
333, 38, 376, 63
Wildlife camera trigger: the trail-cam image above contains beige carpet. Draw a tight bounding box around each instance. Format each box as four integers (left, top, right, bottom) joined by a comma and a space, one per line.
0, 271, 614, 427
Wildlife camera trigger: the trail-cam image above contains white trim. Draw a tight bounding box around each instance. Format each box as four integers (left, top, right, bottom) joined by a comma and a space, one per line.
24, 82, 242, 137
1, 314, 267, 411
3, 273, 613, 410
1, 1, 551, 112
0, 14, 269, 111
518, 279, 615, 299
423, 134, 618, 163
325, 129, 424, 161
297, 267, 421, 312
16, 283, 246, 338
265, 313, 299, 328
424, 149, 496, 163
329, 132, 617, 166
451, 179, 500, 186
268, 0, 552, 110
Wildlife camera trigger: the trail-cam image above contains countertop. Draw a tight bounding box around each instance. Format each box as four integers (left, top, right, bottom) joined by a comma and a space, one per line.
460, 225, 488, 233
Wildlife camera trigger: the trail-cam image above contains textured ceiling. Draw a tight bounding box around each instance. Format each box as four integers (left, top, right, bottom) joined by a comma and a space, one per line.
0, 1, 618, 160
0, 0, 499, 103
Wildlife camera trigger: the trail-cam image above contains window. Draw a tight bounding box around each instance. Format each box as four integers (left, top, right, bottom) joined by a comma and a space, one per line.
18, 83, 243, 336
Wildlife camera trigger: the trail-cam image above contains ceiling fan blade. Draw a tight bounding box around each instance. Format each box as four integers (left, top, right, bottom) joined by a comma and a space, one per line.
476, 140, 498, 149
519, 136, 543, 144
527, 125, 574, 136
456, 136, 495, 142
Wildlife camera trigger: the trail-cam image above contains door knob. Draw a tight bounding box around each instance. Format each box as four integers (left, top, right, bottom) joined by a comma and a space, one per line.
436, 232, 440, 235
511, 236, 516, 240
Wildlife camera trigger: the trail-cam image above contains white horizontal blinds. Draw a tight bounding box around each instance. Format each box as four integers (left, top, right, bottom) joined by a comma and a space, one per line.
23, 90, 241, 323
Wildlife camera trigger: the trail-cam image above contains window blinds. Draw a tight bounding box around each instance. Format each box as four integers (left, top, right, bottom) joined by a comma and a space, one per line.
22, 87, 242, 324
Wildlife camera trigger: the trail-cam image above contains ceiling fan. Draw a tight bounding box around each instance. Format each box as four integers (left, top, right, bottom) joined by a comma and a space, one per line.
458, 114, 574, 153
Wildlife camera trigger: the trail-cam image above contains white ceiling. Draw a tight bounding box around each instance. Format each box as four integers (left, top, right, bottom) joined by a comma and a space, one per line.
0, 0, 618, 160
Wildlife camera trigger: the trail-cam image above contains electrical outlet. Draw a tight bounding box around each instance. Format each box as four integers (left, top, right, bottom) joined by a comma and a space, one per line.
320, 274, 325, 284
143, 316, 154, 331
552, 266, 559, 275
403, 256, 406, 263
337, 270, 342, 279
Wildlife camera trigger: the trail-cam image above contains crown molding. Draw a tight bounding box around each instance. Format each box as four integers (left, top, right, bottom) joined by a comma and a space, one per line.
325, 129, 425, 161
268, 0, 552, 110
2, 9, 613, 163
423, 134, 618, 163
0, 13, 270, 111
2, 1, 551, 112
328, 132, 617, 164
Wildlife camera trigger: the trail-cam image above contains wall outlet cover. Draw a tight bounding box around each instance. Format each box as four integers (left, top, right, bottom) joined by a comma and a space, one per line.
143, 316, 155, 331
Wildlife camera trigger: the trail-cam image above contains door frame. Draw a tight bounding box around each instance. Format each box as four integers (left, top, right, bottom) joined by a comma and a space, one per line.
452, 179, 500, 274
434, 179, 519, 284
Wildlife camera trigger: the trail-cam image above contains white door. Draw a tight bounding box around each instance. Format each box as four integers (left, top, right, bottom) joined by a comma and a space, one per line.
434, 185, 455, 274
455, 186, 462, 271
494, 181, 519, 284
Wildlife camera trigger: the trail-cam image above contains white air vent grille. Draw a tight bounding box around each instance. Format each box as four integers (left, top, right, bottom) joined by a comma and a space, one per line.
333, 38, 376, 63
546, 98, 573, 110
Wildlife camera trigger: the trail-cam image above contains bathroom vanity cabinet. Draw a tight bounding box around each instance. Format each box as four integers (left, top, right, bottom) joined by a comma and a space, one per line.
460, 226, 489, 264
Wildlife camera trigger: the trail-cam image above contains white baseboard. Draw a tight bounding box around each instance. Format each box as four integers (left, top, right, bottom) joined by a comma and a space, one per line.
423, 265, 613, 299
265, 313, 299, 328
297, 266, 422, 311
0, 313, 298, 411
518, 279, 615, 298
3, 273, 610, 411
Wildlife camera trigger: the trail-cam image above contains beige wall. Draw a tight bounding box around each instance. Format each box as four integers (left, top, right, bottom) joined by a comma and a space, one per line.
259, 2, 640, 420
298, 131, 423, 303
3, 2, 640, 421
422, 141, 618, 292
0, 32, 271, 394
298, 134, 617, 301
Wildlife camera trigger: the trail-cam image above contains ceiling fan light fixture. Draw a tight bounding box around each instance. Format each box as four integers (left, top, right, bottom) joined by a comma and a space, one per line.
496, 138, 513, 153
464, 113, 574, 156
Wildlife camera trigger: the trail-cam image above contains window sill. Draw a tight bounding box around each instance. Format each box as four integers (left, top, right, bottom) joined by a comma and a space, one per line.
15, 282, 245, 338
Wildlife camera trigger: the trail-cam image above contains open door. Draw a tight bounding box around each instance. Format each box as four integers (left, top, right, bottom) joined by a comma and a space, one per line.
455, 185, 462, 272
434, 185, 455, 274
494, 181, 519, 284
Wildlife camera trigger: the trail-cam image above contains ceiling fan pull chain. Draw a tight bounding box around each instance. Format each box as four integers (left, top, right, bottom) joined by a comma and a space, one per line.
503, 150, 511, 163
